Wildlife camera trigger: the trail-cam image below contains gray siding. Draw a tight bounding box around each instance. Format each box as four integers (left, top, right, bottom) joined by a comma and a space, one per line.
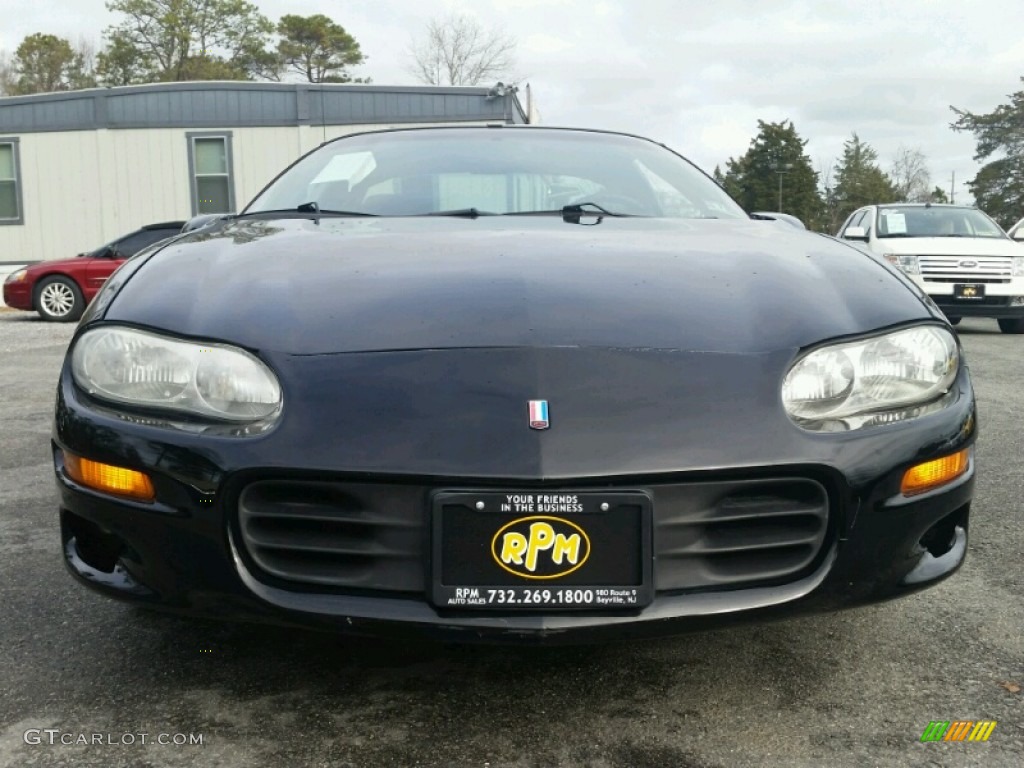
0, 82, 527, 134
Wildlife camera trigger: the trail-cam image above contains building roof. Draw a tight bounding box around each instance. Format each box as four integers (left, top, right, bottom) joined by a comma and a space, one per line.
0, 81, 528, 134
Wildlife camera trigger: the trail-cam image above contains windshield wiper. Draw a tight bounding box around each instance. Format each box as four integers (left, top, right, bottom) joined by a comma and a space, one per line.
424, 208, 497, 218
235, 202, 377, 218
563, 202, 617, 216
504, 203, 640, 217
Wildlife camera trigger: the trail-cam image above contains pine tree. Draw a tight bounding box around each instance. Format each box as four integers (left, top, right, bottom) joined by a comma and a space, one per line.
720, 120, 825, 229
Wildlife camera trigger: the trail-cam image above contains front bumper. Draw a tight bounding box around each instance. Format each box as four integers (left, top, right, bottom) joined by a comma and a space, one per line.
931, 297, 1024, 319
2, 279, 32, 311
919, 280, 1024, 318
53, 363, 978, 644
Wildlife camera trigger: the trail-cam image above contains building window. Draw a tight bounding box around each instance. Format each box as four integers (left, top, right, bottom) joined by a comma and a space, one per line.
187, 133, 235, 215
0, 138, 24, 225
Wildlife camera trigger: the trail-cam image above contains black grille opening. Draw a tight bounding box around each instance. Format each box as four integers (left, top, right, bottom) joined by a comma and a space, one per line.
235, 474, 833, 597
699, 516, 824, 551
248, 547, 415, 587
237, 480, 427, 592
920, 504, 969, 558
65, 511, 126, 574
241, 483, 366, 518
700, 543, 819, 580
653, 477, 831, 591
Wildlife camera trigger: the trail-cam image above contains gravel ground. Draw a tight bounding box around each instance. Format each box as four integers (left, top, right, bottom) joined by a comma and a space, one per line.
0, 307, 72, 348
0, 311, 1021, 768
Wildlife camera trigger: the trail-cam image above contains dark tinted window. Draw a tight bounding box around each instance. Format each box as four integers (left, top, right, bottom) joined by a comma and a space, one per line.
0, 140, 22, 223
113, 228, 178, 257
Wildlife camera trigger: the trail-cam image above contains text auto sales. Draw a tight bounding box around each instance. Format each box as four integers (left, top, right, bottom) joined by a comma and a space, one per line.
502, 494, 584, 514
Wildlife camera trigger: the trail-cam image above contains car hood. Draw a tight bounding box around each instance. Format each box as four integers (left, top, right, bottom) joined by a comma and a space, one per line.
876, 236, 1022, 256
26, 256, 96, 273
102, 217, 935, 356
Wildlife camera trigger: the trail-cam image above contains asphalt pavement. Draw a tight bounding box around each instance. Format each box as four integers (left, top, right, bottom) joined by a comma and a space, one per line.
0, 311, 1021, 768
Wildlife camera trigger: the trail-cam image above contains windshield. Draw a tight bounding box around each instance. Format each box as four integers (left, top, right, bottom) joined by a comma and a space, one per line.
245, 128, 746, 219
874, 206, 1006, 239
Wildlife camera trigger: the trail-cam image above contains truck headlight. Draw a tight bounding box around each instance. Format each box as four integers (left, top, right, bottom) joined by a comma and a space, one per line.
782, 325, 958, 430
882, 254, 920, 274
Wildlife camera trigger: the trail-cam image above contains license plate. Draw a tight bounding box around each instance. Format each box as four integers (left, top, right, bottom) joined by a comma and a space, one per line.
954, 283, 985, 300
431, 491, 653, 611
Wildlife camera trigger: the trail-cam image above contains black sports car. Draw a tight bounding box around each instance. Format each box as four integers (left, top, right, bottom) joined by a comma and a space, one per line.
54, 127, 976, 643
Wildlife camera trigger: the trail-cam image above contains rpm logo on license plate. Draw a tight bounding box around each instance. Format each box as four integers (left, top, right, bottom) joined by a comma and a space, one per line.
431, 490, 653, 611
491, 516, 591, 579
954, 283, 984, 300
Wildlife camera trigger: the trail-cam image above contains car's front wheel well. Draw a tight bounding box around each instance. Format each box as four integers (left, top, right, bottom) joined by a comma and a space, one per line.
31, 272, 77, 306
33, 274, 85, 322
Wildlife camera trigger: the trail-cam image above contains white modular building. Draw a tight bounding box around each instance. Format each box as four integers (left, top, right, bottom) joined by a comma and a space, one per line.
0, 81, 529, 262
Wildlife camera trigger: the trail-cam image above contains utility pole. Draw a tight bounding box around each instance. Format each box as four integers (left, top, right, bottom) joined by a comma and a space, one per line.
775, 162, 793, 211
950, 171, 955, 204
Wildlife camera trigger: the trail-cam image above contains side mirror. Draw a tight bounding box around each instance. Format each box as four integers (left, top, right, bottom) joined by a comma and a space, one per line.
843, 226, 868, 241
1012, 229, 1024, 241
751, 211, 807, 230
182, 213, 230, 233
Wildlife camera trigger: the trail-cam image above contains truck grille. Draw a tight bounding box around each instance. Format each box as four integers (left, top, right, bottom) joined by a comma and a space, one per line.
236, 476, 832, 595
918, 255, 1012, 283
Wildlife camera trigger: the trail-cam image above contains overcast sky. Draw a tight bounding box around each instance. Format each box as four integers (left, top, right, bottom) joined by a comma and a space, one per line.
2, 0, 1022, 204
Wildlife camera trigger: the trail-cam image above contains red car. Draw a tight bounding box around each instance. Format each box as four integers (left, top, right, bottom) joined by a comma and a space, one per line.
3, 221, 184, 321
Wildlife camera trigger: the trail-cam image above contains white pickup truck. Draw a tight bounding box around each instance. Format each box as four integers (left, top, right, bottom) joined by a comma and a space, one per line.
839, 203, 1024, 333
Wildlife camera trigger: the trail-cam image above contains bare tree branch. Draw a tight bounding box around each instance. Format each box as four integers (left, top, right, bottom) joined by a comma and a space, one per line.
407, 13, 516, 86
890, 145, 932, 202
0, 51, 16, 96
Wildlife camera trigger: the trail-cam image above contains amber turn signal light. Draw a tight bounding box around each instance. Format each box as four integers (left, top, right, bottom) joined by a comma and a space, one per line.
63, 451, 156, 502
901, 449, 969, 497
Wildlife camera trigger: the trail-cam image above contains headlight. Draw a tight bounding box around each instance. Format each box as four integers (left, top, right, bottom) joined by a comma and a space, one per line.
1013, 256, 1024, 276
4, 269, 27, 283
782, 326, 958, 430
72, 326, 282, 422
882, 254, 919, 274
